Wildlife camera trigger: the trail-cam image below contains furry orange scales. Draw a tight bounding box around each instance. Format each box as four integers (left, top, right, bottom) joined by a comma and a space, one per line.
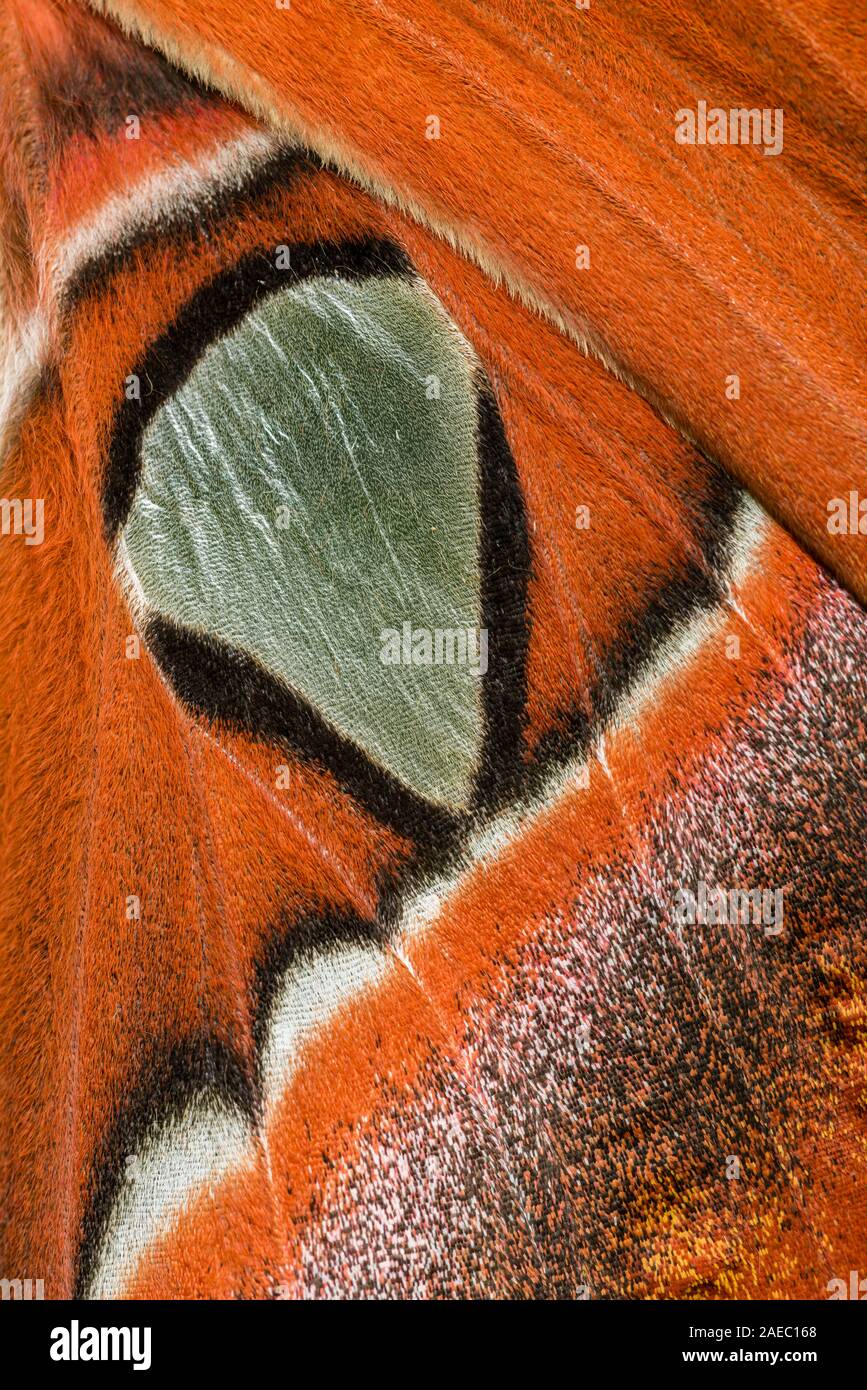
0, 0, 864, 1301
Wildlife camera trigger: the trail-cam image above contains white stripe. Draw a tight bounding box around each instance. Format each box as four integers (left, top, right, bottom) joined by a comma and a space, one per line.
613, 494, 768, 732
86, 941, 387, 1298
86, 1094, 253, 1300
54, 126, 287, 292
0, 310, 51, 468
0, 129, 291, 465
261, 942, 389, 1118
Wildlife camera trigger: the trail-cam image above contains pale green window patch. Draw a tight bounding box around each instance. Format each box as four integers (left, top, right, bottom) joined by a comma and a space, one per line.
120, 272, 486, 811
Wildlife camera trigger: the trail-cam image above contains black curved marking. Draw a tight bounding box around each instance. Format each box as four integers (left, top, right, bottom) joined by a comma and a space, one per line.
74, 1033, 255, 1299
73, 904, 383, 1300
472, 379, 532, 814
108, 238, 532, 851
250, 909, 387, 1092
591, 458, 743, 726
145, 614, 466, 851
526, 459, 745, 787
101, 235, 414, 540
66, 145, 323, 311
